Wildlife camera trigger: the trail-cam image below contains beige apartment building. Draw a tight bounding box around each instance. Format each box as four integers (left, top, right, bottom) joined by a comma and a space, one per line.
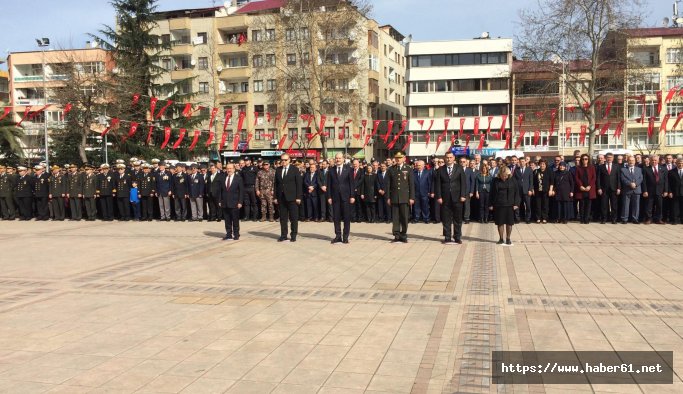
151, 0, 406, 161
7, 47, 113, 160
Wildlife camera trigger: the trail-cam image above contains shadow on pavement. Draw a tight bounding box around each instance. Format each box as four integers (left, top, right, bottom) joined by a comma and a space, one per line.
247, 231, 281, 240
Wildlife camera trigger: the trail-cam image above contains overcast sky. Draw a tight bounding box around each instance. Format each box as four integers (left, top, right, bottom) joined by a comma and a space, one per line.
0, 0, 671, 65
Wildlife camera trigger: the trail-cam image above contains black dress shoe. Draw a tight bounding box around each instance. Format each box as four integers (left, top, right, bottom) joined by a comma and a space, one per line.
390, 238, 401, 243
290, 236, 297, 242
400, 238, 408, 243
342, 239, 349, 244
331, 237, 342, 244
278, 236, 288, 242
454, 239, 462, 244
600, 220, 605, 224
233, 236, 240, 241
223, 235, 232, 240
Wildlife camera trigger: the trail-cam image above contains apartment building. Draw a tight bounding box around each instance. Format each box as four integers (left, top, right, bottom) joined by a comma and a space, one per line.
405, 37, 512, 158
7, 47, 112, 159
0, 60, 8, 104
151, 0, 406, 160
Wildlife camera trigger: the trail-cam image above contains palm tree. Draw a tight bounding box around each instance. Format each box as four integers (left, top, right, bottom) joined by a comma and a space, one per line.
0, 119, 26, 166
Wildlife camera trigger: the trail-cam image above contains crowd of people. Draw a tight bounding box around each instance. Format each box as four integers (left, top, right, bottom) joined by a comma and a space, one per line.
1, 149, 682, 245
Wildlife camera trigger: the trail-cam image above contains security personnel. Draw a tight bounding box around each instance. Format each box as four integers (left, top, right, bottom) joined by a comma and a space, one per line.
385, 152, 415, 243
48, 165, 67, 220
113, 164, 131, 221
241, 157, 259, 221
82, 164, 98, 221
155, 161, 173, 221
66, 164, 84, 220
15, 166, 33, 220
0, 165, 17, 220
97, 163, 115, 221
256, 161, 276, 221
138, 163, 156, 221
32, 164, 50, 221
171, 163, 189, 221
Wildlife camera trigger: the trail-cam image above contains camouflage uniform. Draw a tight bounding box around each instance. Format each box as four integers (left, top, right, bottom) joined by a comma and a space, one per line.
256, 168, 276, 221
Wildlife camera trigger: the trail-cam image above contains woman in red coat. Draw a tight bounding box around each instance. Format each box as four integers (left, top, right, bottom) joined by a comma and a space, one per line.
574, 154, 597, 224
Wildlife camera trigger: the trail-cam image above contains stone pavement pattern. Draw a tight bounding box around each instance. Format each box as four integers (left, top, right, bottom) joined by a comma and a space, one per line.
0, 220, 681, 393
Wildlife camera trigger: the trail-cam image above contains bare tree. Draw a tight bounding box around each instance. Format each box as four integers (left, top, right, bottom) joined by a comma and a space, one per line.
516, 0, 645, 155
249, 0, 372, 158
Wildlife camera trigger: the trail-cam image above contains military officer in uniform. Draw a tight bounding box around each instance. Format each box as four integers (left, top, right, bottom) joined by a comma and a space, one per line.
97, 163, 115, 221
48, 165, 67, 220
385, 152, 415, 243
66, 164, 84, 221
172, 163, 189, 221
33, 164, 50, 221
138, 164, 156, 221
113, 164, 131, 220
82, 164, 98, 221
256, 161, 276, 222
0, 165, 17, 220
155, 161, 173, 221
15, 166, 33, 220
240, 157, 259, 221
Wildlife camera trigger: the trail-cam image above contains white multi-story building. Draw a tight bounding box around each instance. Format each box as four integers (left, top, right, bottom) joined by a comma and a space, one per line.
405, 36, 512, 158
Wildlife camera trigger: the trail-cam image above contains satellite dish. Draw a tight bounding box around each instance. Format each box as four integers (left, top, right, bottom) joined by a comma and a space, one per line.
481, 32, 490, 39
217, 65, 223, 72
190, 58, 196, 66
663, 17, 671, 27
677, 17, 683, 25
112, 67, 120, 74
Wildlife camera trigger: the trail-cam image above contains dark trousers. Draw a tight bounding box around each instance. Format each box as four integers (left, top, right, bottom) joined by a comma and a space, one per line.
332, 198, 351, 239
601, 190, 619, 222
391, 203, 410, 240
578, 199, 592, 223
353, 192, 363, 221
318, 194, 332, 220
644, 194, 663, 221
478, 191, 490, 222
69, 197, 82, 220
140, 196, 154, 220
534, 192, 549, 221
278, 200, 299, 238
36, 196, 49, 220
305, 194, 319, 220
516, 192, 532, 222
243, 186, 257, 220
413, 194, 430, 222
51, 198, 65, 220
100, 195, 114, 220
131, 202, 140, 220
672, 196, 683, 224
441, 198, 463, 241
377, 195, 390, 222
17, 196, 32, 219
557, 201, 572, 221
174, 196, 187, 220
117, 197, 130, 220
1, 196, 16, 219
223, 207, 240, 238
364, 200, 376, 223
208, 195, 219, 220
431, 197, 440, 223
84, 197, 97, 220
463, 194, 471, 221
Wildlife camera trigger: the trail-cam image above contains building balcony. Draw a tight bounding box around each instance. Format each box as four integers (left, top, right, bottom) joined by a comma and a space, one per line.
14, 98, 58, 106
369, 70, 380, 80
216, 15, 248, 31
218, 91, 249, 103
171, 68, 195, 80
169, 17, 192, 31
171, 43, 193, 56
219, 67, 250, 80
13, 74, 68, 83
368, 92, 380, 105
217, 42, 247, 55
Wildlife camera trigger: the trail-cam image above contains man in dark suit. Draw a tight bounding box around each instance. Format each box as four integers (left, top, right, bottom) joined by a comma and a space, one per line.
376, 162, 391, 223
642, 154, 668, 224
462, 157, 476, 223
171, 163, 189, 221
620, 156, 643, 224
350, 159, 364, 222
663, 154, 676, 222
385, 152, 415, 243
434, 152, 468, 244
596, 153, 621, 224
274, 154, 303, 242
207, 163, 223, 222
327, 153, 355, 244
317, 160, 332, 221
188, 164, 205, 222
667, 158, 683, 224
412, 160, 432, 224
514, 157, 533, 223
218, 163, 244, 240
304, 162, 320, 221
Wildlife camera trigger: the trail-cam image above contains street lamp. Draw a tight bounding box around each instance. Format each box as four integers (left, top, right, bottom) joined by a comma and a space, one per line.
36, 37, 50, 168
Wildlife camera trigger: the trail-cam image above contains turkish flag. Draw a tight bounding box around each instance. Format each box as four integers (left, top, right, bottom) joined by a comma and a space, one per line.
600, 121, 611, 136
101, 117, 119, 136
0, 107, 11, 121
160, 126, 171, 149
476, 133, 486, 150
533, 130, 540, 146
603, 98, 615, 119
63, 103, 73, 117
400, 133, 413, 152
122, 122, 139, 142
223, 109, 233, 132
473, 117, 480, 135
549, 109, 557, 135
459, 117, 465, 138
236, 111, 246, 133
660, 114, 671, 133
233, 133, 240, 152
579, 125, 587, 145
656, 91, 663, 115
155, 100, 173, 119
424, 119, 434, 146
565, 126, 572, 142
208, 107, 219, 131
189, 129, 200, 151
149, 97, 158, 119
672, 112, 683, 130
172, 128, 186, 149
132, 93, 140, 106
614, 121, 624, 140
371, 120, 381, 137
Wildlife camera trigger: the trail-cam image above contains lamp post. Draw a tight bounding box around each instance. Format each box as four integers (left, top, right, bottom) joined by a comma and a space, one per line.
36, 37, 50, 167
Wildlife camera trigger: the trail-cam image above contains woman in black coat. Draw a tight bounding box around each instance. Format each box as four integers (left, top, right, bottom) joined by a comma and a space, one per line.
533, 159, 554, 223
359, 166, 377, 223
553, 161, 574, 223
489, 166, 520, 246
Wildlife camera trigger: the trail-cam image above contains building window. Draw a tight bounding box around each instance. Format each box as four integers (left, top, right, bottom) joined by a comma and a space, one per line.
228, 56, 247, 68
198, 57, 209, 70
265, 29, 275, 41
323, 101, 335, 114
287, 104, 298, 118
302, 52, 310, 65
285, 29, 295, 41
368, 31, 379, 48
453, 105, 478, 117
287, 53, 297, 66
267, 104, 278, 114
666, 129, 683, 146
489, 78, 508, 90
667, 103, 683, 117
627, 130, 657, 147
628, 100, 660, 121
161, 34, 170, 45
666, 48, 683, 64
666, 76, 683, 90
325, 126, 335, 136
481, 104, 508, 116
197, 32, 208, 44
252, 30, 263, 42
79, 62, 105, 74
240, 82, 249, 93
266, 54, 275, 66
338, 102, 349, 114
628, 73, 660, 94
338, 79, 349, 90
253, 55, 263, 67
288, 128, 298, 139
199, 82, 209, 93
253, 80, 263, 92
255, 129, 264, 140
266, 79, 276, 91
368, 54, 379, 71
301, 28, 310, 40
409, 107, 430, 118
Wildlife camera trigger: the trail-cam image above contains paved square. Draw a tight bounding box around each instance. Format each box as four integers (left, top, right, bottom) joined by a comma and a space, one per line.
0, 220, 681, 393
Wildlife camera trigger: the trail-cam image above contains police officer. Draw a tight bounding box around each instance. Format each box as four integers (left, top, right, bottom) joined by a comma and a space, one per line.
66, 164, 84, 221
241, 157, 258, 221
97, 163, 115, 221
113, 164, 131, 221
155, 161, 173, 221
138, 163, 156, 221
82, 164, 98, 221
48, 165, 66, 221
256, 161, 276, 222
15, 166, 33, 220
33, 164, 50, 221
172, 163, 189, 221
0, 165, 17, 220
385, 152, 415, 243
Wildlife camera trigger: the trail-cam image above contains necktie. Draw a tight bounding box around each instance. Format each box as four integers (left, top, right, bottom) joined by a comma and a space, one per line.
654, 166, 658, 181
448, 166, 452, 176
630, 168, 634, 176
226, 175, 232, 189
607, 164, 611, 174
338, 167, 341, 177
283, 166, 288, 178
418, 171, 421, 180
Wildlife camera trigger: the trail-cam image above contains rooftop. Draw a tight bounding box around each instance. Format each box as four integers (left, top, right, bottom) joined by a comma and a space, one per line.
152, 6, 221, 19
622, 27, 683, 38
236, 0, 286, 14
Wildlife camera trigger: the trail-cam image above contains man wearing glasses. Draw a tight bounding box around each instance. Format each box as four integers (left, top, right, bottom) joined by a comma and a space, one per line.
274, 154, 303, 242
